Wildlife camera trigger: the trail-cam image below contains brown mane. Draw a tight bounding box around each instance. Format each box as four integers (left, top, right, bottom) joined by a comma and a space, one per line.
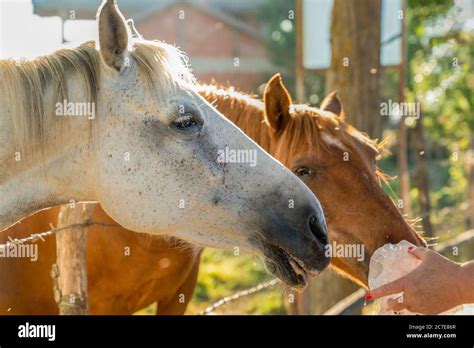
197, 84, 381, 168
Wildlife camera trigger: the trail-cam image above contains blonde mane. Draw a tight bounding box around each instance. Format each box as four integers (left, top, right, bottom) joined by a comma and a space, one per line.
0, 39, 195, 151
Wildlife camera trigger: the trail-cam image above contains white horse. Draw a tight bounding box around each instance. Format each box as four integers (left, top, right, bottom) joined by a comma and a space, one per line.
0, 0, 329, 287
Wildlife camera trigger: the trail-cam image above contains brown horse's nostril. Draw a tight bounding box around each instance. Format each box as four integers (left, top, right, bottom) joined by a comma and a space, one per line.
309, 215, 327, 245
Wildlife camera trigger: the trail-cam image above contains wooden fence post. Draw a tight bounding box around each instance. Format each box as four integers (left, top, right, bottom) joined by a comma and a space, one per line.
51, 203, 95, 315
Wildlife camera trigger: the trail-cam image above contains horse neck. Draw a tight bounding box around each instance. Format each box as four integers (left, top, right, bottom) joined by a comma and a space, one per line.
198, 86, 272, 152
0, 59, 96, 231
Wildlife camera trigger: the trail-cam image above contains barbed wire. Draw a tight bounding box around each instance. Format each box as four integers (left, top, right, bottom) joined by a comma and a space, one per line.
0, 221, 120, 250
5, 214, 471, 315
199, 278, 281, 315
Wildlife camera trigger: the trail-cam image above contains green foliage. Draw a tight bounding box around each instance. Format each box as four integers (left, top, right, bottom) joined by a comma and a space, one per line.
406, 0, 455, 93
245, 291, 285, 315
408, 1, 473, 218
256, 1, 326, 103
256, 0, 296, 92
192, 249, 274, 305
188, 248, 290, 314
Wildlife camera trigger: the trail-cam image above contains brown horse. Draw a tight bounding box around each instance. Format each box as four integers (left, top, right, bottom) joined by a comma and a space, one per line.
201, 75, 424, 284
0, 75, 425, 314
0, 207, 200, 315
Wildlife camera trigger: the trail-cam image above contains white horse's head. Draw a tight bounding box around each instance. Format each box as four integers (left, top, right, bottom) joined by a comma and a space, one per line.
0, 0, 330, 287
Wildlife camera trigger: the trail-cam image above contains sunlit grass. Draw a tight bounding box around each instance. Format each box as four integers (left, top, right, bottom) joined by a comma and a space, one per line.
189, 249, 282, 314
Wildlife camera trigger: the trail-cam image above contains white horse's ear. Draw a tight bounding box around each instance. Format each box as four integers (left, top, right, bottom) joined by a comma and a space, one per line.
126, 19, 141, 39
97, 0, 129, 71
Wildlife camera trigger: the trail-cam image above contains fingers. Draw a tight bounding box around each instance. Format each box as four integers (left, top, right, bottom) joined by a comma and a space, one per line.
386, 296, 409, 312
408, 246, 428, 260
366, 277, 405, 300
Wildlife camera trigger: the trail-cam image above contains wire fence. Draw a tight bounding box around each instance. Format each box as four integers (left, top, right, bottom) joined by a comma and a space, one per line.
199, 278, 281, 315
0, 221, 120, 250
3, 220, 473, 315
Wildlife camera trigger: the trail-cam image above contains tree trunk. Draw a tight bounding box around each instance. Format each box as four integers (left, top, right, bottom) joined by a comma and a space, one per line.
398, 117, 413, 217
325, 0, 383, 139
413, 115, 433, 237
51, 203, 95, 315
295, 0, 305, 103
397, 0, 412, 219
467, 138, 474, 229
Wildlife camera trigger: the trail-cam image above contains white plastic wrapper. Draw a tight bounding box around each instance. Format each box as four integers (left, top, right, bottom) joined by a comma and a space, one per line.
368, 240, 474, 315
368, 240, 420, 314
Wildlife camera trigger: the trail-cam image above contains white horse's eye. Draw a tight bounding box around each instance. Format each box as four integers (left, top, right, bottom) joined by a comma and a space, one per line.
173, 113, 198, 130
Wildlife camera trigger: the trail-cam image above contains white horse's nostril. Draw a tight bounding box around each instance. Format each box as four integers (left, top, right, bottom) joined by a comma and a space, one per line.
309, 215, 327, 245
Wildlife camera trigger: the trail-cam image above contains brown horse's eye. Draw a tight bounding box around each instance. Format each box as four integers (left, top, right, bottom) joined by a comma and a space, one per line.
294, 166, 314, 177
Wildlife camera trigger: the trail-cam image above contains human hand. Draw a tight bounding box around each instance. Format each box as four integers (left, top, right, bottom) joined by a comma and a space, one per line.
366, 247, 469, 315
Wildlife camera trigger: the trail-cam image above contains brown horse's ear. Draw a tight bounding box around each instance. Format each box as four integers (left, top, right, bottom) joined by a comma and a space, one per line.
97, 0, 129, 71
321, 91, 344, 118
264, 73, 292, 133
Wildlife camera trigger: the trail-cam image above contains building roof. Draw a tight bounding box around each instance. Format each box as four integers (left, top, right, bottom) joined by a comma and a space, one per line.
132, 1, 264, 40
33, 0, 265, 40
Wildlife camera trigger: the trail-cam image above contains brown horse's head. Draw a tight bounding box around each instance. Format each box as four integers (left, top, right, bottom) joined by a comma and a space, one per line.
263, 74, 425, 286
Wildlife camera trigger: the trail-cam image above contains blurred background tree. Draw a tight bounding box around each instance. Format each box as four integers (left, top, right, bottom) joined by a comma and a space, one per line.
408, 0, 474, 235
256, 0, 325, 103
